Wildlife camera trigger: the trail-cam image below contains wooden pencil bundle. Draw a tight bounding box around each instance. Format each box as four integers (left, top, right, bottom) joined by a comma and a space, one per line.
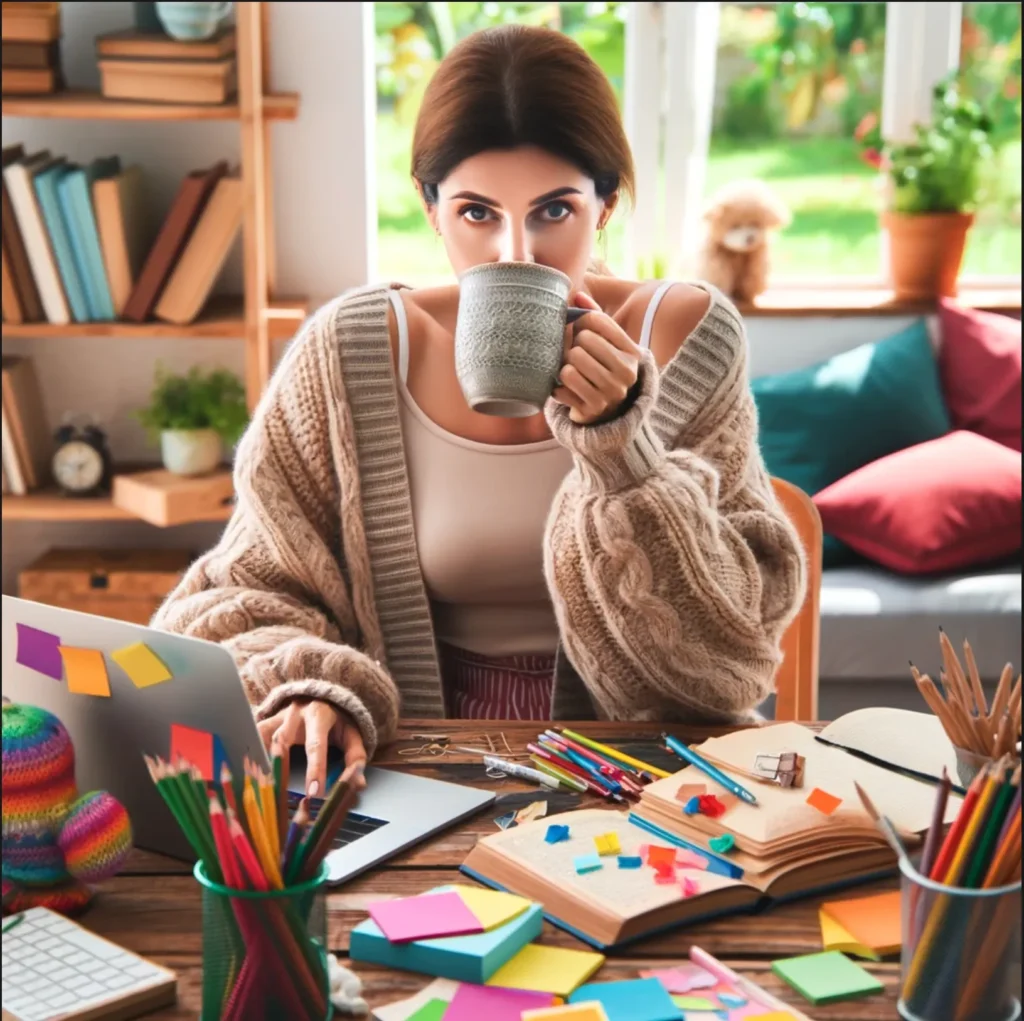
910, 629, 1021, 759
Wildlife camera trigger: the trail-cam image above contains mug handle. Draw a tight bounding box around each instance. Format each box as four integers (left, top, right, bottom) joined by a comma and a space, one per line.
212, 1, 232, 18
566, 307, 591, 324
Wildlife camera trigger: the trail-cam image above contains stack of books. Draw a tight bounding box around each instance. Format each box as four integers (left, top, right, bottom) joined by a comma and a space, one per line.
1, 1, 62, 95
2, 146, 241, 326
96, 28, 236, 106
1, 354, 52, 496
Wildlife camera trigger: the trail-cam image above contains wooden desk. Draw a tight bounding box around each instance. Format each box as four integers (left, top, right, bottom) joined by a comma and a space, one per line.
86, 721, 901, 1018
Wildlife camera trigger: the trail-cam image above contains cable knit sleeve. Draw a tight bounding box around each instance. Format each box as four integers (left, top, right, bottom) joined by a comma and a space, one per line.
543, 290, 806, 723
151, 303, 400, 757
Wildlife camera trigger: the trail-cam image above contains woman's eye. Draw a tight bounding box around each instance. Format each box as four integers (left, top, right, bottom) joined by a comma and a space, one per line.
538, 201, 572, 222
460, 204, 493, 223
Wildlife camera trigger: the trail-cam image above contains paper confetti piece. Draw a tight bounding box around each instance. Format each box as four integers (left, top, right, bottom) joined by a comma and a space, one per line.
717, 992, 748, 1008
675, 783, 707, 803
617, 856, 643, 869
515, 801, 549, 826
545, 824, 570, 844
574, 853, 603, 874
637, 843, 651, 861
709, 834, 736, 854
640, 965, 718, 994
672, 996, 716, 1010
717, 793, 739, 812
697, 794, 727, 818
593, 832, 621, 856
59, 647, 110, 697
15, 623, 63, 680
676, 849, 709, 870
806, 787, 843, 816
683, 796, 702, 815
169, 723, 227, 782
111, 642, 172, 688
647, 845, 677, 870
654, 870, 678, 885
682, 877, 700, 896
495, 811, 518, 830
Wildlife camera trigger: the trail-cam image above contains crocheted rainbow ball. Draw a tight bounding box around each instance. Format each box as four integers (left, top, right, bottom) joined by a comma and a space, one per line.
2, 703, 77, 827
61, 792, 132, 884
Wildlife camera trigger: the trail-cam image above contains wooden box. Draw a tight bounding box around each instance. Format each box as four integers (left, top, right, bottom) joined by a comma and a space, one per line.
1, 2, 61, 44
19, 548, 193, 625
97, 56, 236, 105
112, 468, 234, 527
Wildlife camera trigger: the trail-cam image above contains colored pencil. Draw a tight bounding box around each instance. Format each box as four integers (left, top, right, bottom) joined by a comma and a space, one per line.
298, 763, 366, 882
963, 769, 1015, 888
256, 765, 281, 870
559, 728, 671, 779
530, 756, 589, 792
528, 742, 616, 798
219, 762, 239, 819
273, 743, 289, 857
287, 763, 360, 884
282, 797, 310, 872
920, 767, 952, 877
929, 767, 987, 882
242, 780, 283, 889
543, 729, 645, 791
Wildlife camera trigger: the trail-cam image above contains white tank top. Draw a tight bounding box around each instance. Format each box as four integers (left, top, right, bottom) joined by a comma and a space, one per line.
390, 282, 674, 657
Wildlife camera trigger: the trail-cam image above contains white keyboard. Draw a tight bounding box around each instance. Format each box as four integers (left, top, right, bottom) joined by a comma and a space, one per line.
2, 907, 176, 1021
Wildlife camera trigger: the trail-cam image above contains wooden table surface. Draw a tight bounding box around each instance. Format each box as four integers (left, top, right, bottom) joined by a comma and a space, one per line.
86, 721, 902, 1019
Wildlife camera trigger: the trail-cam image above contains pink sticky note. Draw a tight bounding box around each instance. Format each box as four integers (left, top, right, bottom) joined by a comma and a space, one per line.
442, 983, 555, 1021
676, 849, 710, 870
640, 964, 718, 993
682, 877, 700, 897
369, 891, 484, 943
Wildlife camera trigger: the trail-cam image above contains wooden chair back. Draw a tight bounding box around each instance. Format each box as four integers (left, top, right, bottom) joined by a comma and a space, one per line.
770, 477, 823, 721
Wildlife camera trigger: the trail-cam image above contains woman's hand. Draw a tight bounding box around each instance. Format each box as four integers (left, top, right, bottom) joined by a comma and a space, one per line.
257, 700, 367, 798
553, 290, 642, 425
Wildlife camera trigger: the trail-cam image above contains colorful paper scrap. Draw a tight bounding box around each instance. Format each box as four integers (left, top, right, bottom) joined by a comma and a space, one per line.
111, 642, 172, 688
59, 647, 110, 697
806, 788, 843, 816
574, 853, 603, 874
545, 824, 571, 844
594, 832, 621, 856
617, 855, 643, 869
708, 834, 736, 854
15, 623, 63, 680
640, 964, 717, 994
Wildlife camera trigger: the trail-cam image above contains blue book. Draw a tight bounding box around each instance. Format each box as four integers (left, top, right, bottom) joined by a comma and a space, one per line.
57, 157, 120, 321
33, 163, 90, 322
349, 885, 543, 983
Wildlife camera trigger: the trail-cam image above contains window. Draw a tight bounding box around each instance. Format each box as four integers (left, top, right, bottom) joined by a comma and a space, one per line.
374, 2, 628, 285
705, 3, 888, 279
958, 2, 1022, 276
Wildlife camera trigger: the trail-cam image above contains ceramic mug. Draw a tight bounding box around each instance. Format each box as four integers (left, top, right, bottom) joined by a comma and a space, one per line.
454, 261, 588, 417
155, 1, 232, 41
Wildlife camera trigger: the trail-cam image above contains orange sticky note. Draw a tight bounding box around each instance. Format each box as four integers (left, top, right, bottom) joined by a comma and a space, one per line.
111, 642, 172, 688
170, 723, 214, 780
59, 647, 110, 697
821, 890, 902, 955
806, 787, 843, 816
647, 845, 677, 870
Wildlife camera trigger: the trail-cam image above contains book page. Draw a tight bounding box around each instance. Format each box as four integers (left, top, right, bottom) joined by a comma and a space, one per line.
480, 809, 742, 921
644, 723, 961, 846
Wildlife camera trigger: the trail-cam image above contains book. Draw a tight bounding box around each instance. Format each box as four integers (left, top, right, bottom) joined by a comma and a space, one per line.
33, 161, 89, 322
154, 172, 241, 324
92, 164, 149, 316
0, 1, 61, 45
95, 28, 235, 61
1, 233, 21, 323
1, 39, 60, 68
1, 65, 58, 94
461, 722, 963, 949
2, 148, 69, 324
122, 161, 228, 322
1, 145, 44, 322
1, 354, 52, 491
57, 156, 120, 321
1, 394, 27, 495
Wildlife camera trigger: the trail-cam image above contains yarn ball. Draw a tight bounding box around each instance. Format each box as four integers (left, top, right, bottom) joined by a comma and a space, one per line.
61, 791, 132, 884
2, 703, 77, 828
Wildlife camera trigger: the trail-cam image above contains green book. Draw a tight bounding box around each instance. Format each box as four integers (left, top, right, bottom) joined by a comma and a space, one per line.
772, 950, 884, 1005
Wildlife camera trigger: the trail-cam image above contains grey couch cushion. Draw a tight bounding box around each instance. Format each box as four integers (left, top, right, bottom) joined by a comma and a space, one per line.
820, 563, 1021, 681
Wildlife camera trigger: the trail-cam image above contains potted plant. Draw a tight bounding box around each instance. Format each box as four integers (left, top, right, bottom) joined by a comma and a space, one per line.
136, 364, 247, 476
855, 73, 996, 300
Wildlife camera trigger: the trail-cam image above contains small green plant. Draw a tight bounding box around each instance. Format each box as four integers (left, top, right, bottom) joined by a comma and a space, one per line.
855, 73, 996, 214
136, 364, 248, 446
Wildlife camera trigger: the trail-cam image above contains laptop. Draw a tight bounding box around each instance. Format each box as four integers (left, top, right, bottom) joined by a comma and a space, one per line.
1, 596, 494, 884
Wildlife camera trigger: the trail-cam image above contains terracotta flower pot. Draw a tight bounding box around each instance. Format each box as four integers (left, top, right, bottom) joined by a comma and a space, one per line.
882, 211, 975, 301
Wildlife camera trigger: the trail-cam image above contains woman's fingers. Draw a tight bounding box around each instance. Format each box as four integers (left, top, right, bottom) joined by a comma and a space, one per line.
256, 715, 279, 752
272, 702, 304, 757
339, 724, 369, 789
302, 701, 338, 798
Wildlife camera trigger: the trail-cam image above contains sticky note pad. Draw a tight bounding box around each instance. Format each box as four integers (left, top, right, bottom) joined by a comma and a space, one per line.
746, 1014, 800, 1021
522, 1004, 611, 1021
169, 723, 216, 780
820, 890, 901, 956
806, 788, 843, 816
59, 647, 110, 697
486, 943, 605, 996
575, 853, 603, 874
443, 982, 555, 1021
819, 909, 880, 961
771, 950, 884, 1005
16, 623, 63, 680
111, 642, 172, 688
672, 997, 716, 1010
594, 832, 621, 856
454, 885, 531, 932
406, 1001, 447, 1021
569, 978, 683, 1021
640, 965, 717, 993
369, 890, 484, 943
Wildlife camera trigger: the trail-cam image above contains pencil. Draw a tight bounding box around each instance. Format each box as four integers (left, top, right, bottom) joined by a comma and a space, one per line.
929, 768, 987, 882
963, 769, 1015, 888
544, 729, 645, 790
530, 756, 589, 793
559, 728, 672, 779
962, 639, 988, 717
243, 781, 283, 888
257, 766, 281, 869
273, 743, 289, 858
920, 767, 951, 877
282, 797, 310, 872
298, 763, 366, 881
220, 762, 239, 819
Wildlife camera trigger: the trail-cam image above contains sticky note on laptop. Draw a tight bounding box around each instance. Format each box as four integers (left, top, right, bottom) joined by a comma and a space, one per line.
16, 623, 63, 680
59, 647, 110, 697
169, 723, 228, 782
111, 642, 172, 688
486, 943, 605, 996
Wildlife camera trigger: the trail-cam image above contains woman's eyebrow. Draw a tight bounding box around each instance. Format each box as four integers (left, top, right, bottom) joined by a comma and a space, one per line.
449, 190, 501, 206
529, 186, 582, 207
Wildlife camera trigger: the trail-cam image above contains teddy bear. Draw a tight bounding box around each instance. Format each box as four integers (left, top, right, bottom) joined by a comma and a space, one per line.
697, 179, 791, 304
2, 703, 132, 915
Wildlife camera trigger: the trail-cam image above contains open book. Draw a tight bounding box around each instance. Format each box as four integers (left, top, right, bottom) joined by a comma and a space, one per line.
461, 722, 961, 948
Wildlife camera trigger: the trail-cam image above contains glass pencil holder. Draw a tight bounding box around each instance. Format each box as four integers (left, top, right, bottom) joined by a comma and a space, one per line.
195, 861, 334, 1021
898, 858, 1022, 1021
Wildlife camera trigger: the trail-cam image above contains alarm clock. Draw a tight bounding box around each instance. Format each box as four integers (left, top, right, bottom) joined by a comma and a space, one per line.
51, 420, 113, 497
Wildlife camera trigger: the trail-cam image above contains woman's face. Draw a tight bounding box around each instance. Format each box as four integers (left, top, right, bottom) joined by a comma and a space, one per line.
425, 146, 615, 289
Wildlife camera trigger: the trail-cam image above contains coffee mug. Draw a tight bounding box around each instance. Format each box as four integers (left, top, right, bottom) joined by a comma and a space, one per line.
454, 262, 588, 417
155, 1, 232, 41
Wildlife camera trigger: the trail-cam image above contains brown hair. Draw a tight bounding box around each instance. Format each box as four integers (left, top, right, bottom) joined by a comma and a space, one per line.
412, 25, 634, 204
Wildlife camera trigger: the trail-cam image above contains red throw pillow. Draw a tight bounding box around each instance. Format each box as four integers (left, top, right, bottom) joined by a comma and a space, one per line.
938, 299, 1022, 452
814, 431, 1022, 575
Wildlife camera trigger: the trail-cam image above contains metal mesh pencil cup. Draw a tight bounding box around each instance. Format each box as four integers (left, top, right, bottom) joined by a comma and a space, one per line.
195, 860, 333, 1021
898, 857, 1022, 1021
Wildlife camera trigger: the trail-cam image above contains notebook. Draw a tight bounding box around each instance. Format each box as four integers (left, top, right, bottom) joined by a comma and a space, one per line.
32, 162, 89, 322
462, 722, 961, 948
92, 165, 149, 316
1, 145, 43, 323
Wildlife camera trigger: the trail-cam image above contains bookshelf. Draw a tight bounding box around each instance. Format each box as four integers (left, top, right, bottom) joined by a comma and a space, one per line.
2, 3, 302, 526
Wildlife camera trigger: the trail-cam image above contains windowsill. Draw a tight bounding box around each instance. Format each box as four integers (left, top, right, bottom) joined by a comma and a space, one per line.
736, 284, 1022, 318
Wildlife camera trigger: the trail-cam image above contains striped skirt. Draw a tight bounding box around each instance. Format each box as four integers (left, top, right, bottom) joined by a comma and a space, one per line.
439, 643, 554, 720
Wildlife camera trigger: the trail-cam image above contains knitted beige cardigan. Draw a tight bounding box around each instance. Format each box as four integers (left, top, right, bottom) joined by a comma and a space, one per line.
152, 283, 806, 757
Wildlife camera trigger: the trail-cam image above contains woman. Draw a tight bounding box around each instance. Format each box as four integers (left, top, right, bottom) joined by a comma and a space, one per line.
152, 25, 806, 798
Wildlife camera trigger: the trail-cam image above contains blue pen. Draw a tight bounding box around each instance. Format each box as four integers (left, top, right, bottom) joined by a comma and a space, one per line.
662, 733, 759, 806
565, 748, 623, 793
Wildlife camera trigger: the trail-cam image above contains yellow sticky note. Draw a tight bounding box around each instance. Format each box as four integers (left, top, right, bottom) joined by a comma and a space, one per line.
485, 943, 605, 997
593, 831, 621, 856
819, 908, 880, 961
111, 642, 172, 688
521, 1004, 610, 1021
453, 885, 531, 932
59, 647, 110, 697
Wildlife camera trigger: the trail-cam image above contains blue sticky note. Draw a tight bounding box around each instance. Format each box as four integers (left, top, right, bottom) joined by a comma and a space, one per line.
15, 624, 63, 680
574, 853, 603, 874
570, 977, 683, 1021
718, 992, 747, 1008
683, 796, 701, 815
545, 824, 570, 844
617, 856, 643, 869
